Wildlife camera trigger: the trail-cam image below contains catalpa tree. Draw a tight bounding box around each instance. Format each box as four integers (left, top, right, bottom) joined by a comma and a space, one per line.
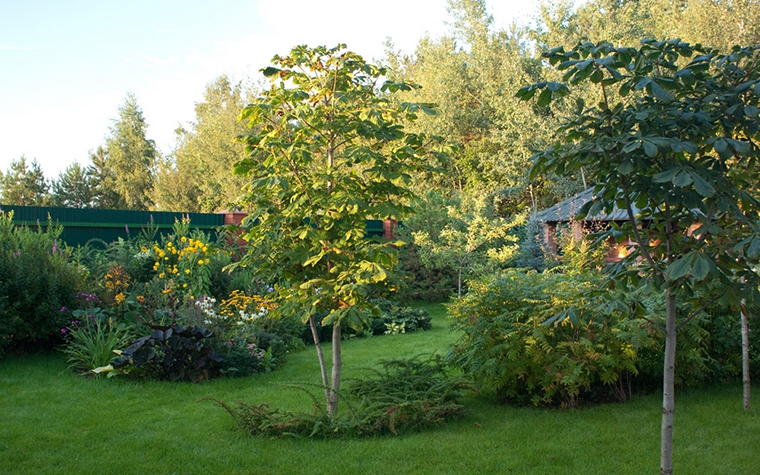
518, 40, 760, 474
233, 45, 447, 417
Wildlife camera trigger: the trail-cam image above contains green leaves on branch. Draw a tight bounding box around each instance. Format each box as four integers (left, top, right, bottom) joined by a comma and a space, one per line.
233, 44, 449, 329
518, 37, 760, 309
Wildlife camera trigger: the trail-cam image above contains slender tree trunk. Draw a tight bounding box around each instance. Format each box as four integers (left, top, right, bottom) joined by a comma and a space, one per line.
661, 290, 678, 475
457, 268, 462, 298
308, 315, 330, 403
327, 322, 342, 417
741, 299, 751, 411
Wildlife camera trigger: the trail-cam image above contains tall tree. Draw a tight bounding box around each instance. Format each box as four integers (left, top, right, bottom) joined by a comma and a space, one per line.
0, 156, 49, 206
154, 76, 251, 212
519, 39, 760, 475
105, 93, 158, 210
51, 162, 94, 208
387, 0, 580, 207
533, 0, 760, 52
87, 146, 124, 209
234, 45, 447, 417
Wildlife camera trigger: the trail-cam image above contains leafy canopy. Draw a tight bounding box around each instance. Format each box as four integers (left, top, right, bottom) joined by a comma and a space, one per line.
234, 44, 447, 329
518, 39, 760, 310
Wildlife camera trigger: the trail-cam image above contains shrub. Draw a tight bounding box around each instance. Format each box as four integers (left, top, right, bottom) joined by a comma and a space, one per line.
448, 269, 644, 407
395, 244, 458, 302
305, 299, 432, 341
368, 300, 432, 335
207, 355, 473, 438
0, 211, 85, 354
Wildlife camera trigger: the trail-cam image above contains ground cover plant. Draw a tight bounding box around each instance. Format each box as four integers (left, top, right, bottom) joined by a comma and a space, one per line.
211, 354, 473, 438
1, 304, 758, 475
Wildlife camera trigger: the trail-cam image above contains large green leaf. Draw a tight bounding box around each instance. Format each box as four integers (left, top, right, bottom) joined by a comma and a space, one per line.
691, 254, 710, 281
666, 254, 694, 281
689, 172, 715, 197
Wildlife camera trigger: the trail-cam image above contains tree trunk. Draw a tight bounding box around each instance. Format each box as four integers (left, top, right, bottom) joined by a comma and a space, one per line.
327, 322, 342, 417
308, 315, 330, 403
741, 299, 751, 411
457, 268, 462, 298
660, 290, 677, 475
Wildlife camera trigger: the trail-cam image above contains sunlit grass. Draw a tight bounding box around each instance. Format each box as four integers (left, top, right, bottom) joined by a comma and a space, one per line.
1, 304, 757, 474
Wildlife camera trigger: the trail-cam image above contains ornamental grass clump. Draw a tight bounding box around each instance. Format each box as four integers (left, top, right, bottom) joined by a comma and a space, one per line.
206, 355, 474, 438
61, 317, 134, 375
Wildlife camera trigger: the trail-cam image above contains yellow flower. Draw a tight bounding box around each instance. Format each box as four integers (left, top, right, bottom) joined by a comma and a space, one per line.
185, 269, 190, 274
183, 284, 187, 288
198, 259, 204, 265
115, 292, 126, 304
164, 257, 169, 261
162, 288, 172, 294
159, 272, 165, 278
181, 236, 187, 242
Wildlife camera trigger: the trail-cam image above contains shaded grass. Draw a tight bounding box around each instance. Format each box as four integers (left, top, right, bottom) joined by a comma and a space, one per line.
1, 303, 758, 474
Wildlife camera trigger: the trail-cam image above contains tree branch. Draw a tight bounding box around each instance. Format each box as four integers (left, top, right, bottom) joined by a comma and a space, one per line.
621, 177, 660, 275
676, 293, 722, 332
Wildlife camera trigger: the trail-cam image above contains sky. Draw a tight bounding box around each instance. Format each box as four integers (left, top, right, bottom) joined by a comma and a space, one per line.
0, 0, 560, 179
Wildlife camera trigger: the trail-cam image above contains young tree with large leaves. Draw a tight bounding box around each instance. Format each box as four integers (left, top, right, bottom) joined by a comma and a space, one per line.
234, 45, 446, 417
519, 40, 760, 474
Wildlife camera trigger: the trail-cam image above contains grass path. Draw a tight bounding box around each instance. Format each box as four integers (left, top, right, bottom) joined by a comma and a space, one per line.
1, 303, 758, 474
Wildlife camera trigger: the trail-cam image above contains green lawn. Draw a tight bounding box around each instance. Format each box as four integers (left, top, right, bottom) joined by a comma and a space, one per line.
1, 303, 758, 474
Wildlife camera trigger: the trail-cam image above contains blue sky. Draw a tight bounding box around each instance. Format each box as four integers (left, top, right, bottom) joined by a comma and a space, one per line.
0, 0, 556, 179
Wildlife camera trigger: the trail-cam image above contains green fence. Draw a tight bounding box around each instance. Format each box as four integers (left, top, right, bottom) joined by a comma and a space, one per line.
0, 204, 389, 247
0, 205, 224, 247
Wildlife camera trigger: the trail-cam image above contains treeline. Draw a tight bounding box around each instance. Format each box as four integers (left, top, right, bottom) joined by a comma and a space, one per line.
2, 0, 758, 220
0, 77, 252, 213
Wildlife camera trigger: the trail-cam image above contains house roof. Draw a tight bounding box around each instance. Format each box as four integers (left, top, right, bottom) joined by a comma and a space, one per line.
535, 187, 635, 223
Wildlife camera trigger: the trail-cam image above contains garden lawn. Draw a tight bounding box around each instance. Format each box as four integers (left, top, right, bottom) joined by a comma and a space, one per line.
1, 303, 758, 474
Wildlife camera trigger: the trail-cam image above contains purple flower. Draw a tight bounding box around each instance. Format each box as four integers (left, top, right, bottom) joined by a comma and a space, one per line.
60, 328, 67, 334
125, 224, 130, 234
60, 306, 67, 313
13, 250, 20, 258
52, 240, 57, 253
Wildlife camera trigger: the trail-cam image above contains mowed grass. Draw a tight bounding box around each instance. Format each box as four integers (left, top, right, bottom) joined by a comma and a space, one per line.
1, 303, 758, 474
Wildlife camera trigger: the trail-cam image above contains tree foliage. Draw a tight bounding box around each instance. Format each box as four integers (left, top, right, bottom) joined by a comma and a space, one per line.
234, 44, 447, 416
51, 162, 95, 208
105, 93, 158, 210
0, 156, 49, 206
155, 76, 252, 212
410, 192, 522, 297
